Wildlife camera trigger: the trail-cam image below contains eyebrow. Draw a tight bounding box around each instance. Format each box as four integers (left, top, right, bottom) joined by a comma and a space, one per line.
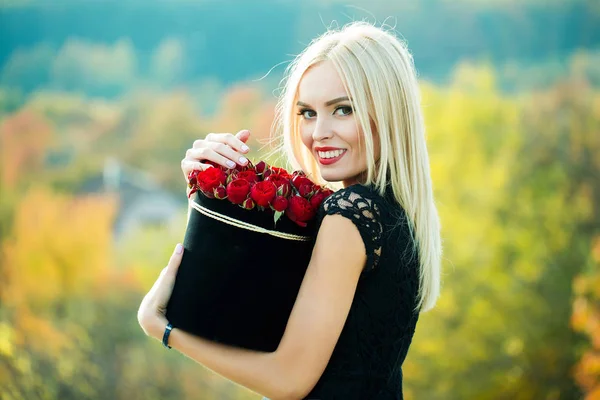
296, 96, 351, 108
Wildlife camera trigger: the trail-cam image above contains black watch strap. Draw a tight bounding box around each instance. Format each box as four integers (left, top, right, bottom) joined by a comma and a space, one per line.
162, 322, 173, 349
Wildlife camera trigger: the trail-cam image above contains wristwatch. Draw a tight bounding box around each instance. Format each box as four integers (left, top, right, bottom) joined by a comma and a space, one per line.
162, 322, 173, 349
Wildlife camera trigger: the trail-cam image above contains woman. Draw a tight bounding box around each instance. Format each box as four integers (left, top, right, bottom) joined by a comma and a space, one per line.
138, 21, 442, 399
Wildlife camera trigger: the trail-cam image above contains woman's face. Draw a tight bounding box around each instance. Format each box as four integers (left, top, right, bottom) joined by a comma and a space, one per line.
296, 60, 378, 187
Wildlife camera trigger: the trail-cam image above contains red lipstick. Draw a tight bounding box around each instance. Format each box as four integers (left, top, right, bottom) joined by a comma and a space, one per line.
315, 146, 345, 152
315, 147, 347, 166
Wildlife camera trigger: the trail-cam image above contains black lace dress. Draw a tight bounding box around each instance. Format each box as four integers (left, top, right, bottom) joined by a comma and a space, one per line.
266, 183, 422, 400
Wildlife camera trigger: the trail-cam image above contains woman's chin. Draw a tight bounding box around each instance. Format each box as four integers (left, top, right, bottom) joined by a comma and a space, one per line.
318, 170, 341, 182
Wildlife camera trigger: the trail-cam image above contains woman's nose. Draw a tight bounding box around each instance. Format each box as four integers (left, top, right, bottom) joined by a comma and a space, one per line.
312, 119, 334, 142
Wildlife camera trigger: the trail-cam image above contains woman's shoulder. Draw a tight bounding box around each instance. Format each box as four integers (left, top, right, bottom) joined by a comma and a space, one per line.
319, 183, 383, 218
320, 183, 411, 236
317, 184, 385, 275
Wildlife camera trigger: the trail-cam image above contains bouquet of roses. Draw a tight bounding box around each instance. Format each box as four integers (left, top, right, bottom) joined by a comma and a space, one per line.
166, 160, 334, 352
187, 160, 333, 227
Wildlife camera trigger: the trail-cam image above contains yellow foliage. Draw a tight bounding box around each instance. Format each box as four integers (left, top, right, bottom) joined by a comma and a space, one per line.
0, 186, 118, 362
572, 236, 600, 396
1, 187, 118, 307
0, 321, 14, 357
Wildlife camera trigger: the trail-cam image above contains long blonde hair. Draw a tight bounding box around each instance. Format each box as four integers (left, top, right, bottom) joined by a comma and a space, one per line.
270, 21, 442, 313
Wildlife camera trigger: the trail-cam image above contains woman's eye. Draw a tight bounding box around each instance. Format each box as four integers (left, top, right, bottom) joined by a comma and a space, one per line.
334, 106, 353, 116
297, 109, 316, 119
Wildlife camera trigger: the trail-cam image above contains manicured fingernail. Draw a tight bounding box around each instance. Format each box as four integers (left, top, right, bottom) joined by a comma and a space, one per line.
226, 160, 236, 168
175, 243, 183, 254
241, 145, 249, 152
239, 156, 248, 164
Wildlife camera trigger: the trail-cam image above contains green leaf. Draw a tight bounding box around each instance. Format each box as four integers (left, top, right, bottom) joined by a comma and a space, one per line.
273, 210, 284, 226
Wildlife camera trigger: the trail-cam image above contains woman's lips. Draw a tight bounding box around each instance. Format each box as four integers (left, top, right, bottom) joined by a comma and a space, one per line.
317, 150, 347, 165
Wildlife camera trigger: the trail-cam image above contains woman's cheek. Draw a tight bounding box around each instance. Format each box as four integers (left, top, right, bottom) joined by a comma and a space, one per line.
300, 127, 313, 149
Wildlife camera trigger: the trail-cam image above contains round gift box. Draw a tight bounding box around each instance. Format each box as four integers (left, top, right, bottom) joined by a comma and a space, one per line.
165, 191, 318, 352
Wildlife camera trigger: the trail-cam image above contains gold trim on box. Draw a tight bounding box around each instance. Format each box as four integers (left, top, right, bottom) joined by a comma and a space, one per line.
190, 199, 313, 242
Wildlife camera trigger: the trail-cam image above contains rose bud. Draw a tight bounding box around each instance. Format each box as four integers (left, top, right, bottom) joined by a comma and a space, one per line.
227, 179, 251, 204
241, 198, 255, 210
310, 191, 329, 209
213, 185, 227, 200
271, 196, 289, 212
188, 187, 198, 199
263, 169, 273, 179
255, 161, 267, 174
235, 163, 246, 172
277, 182, 291, 197
226, 172, 236, 185
237, 170, 258, 184
298, 183, 313, 197
250, 181, 277, 208
188, 170, 200, 186
271, 166, 292, 179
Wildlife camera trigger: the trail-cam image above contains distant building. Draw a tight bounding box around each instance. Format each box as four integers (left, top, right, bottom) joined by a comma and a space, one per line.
78, 157, 184, 241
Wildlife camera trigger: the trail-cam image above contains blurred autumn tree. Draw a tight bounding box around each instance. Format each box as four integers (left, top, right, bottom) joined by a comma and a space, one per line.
0, 187, 259, 399
0, 83, 279, 400
0, 188, 118, 398
403, 65, 599, 399
572, 236, 600, 400
509, 75, 599, 399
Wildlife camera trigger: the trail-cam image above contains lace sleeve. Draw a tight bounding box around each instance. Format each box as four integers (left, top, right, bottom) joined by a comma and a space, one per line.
320, 186, 383, 275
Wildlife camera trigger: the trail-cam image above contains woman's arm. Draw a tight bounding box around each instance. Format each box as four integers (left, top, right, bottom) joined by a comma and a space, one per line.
166, 328, 292, 399
139, 214, 366, 399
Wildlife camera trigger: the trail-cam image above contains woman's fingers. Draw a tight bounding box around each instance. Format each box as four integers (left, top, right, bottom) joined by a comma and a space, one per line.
195, 130, 251, 154
234, 129, 251, 147
189, 142, 248, 169
183, 130, 252, 184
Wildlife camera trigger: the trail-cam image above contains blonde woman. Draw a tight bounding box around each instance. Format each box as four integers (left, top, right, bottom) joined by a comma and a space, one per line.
138, 21, 442, 399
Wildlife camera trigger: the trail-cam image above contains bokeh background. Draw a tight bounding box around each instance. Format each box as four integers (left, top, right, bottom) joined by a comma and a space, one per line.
1, 0, 599, 399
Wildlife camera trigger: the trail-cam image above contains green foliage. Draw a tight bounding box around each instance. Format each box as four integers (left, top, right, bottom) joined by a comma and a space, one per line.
0, 60, 598, 398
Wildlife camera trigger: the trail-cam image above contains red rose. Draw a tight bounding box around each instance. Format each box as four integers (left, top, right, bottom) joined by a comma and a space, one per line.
271, 196, 288, 212
237, 170, 258, 184
310, 191, 330, 209
266, 174, 292, 197
286, 196, 316, 227
292, 174, 313, 190
250, 181, 277, 208
226, 179, 251, 204
198, 167, 227, 195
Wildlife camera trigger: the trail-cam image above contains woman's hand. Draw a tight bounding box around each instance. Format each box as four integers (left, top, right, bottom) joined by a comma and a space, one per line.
181, 129, 251, 187
137, 243, 184, 341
